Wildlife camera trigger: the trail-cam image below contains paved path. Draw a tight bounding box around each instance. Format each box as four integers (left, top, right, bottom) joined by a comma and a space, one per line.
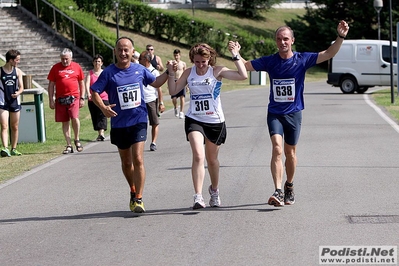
1, 81, 398, 265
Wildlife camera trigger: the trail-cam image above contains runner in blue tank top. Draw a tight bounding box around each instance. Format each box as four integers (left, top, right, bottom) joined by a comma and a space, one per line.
0, 49, 24, 157
91, 37, 169, 213
236, 20, 349, 207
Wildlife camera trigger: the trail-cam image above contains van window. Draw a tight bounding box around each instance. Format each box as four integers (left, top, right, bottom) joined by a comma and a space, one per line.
356, 44, 378, 61
382, 45, 397, 63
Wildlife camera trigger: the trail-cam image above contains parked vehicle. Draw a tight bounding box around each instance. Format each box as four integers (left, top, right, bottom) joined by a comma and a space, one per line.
327, 39, 397, 94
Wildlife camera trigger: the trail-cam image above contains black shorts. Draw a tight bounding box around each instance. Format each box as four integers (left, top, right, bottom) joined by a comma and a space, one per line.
0, 100, 21, 112
110, 123, 147, 150
171, 88, 185, 98
146, 100, 159, 126
184, 116, 226, 146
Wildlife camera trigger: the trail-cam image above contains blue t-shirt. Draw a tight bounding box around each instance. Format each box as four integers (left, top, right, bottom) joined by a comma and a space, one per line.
251, 52, 318, 114
91, 63, 156, 128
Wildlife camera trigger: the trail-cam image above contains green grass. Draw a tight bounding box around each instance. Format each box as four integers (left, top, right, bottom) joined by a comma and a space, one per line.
0, 94, 99, 182
162, 8, 305, 39
371, 89, 399, 121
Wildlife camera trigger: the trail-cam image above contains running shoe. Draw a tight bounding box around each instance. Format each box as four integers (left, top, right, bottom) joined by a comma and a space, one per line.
208, 185, 221, 207
150, 143, 157, 151
268, 190, 285, 207
11, 148, 22, 156
193, 194, 206, 209
179, 112, 185, 119
1, 148, 11, 157
284, 183, 295, 205
130, 198, 145, 213
174, 108, 179, 117
129, 192, 136, 210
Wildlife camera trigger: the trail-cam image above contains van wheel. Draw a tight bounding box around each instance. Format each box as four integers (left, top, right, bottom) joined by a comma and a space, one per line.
356, 87, 369, 94
340, 76, 357, 94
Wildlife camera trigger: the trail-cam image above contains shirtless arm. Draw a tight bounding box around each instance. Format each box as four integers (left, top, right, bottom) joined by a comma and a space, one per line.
156, 56, 165, 72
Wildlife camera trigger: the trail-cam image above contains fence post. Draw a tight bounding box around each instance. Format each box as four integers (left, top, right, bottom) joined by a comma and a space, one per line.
53, 7, 57, 32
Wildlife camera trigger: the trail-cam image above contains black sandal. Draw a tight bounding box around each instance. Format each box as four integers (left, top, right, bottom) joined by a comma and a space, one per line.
63, 145, 74, 154
96, 135, 105, 141
74, 140, 83, 152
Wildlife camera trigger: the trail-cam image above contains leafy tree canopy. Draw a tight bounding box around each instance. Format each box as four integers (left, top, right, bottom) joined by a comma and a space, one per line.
230, 0, 283, 18
286, 0, 399, 56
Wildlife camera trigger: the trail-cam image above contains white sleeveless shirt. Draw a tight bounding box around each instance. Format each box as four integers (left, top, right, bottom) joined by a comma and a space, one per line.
186, 66, 225, 123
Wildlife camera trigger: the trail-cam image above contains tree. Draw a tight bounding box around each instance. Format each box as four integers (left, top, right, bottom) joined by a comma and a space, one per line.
230, 0, 283, 18
286, 0, 399, 61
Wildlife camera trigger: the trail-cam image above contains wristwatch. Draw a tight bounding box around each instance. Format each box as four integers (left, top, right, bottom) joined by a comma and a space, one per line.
232, 54, 240, 61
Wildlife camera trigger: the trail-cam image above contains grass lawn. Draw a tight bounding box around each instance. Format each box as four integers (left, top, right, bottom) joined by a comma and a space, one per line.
371, 89, 399, 121
0, 94, 99, 182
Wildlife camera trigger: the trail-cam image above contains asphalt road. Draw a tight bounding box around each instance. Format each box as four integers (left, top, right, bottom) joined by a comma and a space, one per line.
1, 81, 398, 266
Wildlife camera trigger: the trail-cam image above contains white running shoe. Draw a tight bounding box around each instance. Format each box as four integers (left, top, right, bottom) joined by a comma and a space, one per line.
208, 185, 221, 207
193, 194, 206, 209
179, 112, 185, 119
174, 108, 179, 117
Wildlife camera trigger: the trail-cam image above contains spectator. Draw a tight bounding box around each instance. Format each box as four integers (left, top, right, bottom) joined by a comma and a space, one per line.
146, 44, 164, 71
0, 49, 24, 157
138, 50, 165, 151
171, 49, 187, 119
85, 54, 108, 141
132, 51, 140, 64
47, 48, 85, 154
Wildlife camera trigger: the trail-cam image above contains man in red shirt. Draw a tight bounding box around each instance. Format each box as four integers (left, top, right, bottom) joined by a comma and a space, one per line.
47, 48, 85, 154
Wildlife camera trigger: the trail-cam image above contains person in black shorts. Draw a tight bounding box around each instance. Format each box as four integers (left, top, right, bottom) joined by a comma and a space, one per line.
166, 42, 248, 209
170, 49, 187, 119
0, 49, 24, 157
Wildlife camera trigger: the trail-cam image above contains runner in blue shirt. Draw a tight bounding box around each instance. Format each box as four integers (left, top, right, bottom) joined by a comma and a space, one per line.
235, 20, 349, 207
91, 37, 169, 213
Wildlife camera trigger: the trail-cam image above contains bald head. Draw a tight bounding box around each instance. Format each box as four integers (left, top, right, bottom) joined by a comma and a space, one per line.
114, 37, 135, 68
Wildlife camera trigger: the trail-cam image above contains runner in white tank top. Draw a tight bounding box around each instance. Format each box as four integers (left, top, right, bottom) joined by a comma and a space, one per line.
186, 65, 225, 124
166, 42, 247, 209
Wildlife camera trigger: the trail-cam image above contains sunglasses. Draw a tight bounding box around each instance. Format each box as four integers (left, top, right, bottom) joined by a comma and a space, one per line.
147, 48, 154, 51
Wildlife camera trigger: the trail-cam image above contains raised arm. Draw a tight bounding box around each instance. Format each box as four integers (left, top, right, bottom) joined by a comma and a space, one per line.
151, 70, 169, 88
229, 41, 255, 72
316, 20, 349, 64
217, 41, 248, 80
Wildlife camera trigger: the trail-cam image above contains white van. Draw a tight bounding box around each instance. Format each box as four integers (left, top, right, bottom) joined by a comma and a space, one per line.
327, 39, 397, 93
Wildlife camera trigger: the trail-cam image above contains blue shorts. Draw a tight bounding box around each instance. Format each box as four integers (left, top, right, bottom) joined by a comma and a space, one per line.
110, 123, 147, 150
0, 99, 21, 112
267, 111, 302, 146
